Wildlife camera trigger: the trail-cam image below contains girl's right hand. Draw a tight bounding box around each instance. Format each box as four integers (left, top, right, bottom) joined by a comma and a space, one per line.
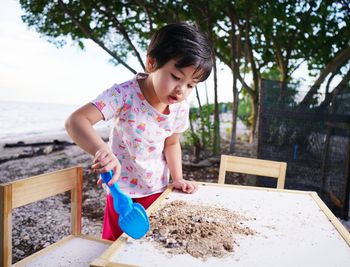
91, 148, 121, 186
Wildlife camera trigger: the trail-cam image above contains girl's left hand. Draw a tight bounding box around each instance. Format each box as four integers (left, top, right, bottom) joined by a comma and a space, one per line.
171, 179, 198, 194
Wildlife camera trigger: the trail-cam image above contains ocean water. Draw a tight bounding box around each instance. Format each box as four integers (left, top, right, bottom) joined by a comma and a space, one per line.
0, 101, 80, 142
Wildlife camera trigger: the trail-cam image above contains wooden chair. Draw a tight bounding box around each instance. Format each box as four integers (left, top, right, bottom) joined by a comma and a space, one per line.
218, 155, 287, 189
0, 166, 112, 267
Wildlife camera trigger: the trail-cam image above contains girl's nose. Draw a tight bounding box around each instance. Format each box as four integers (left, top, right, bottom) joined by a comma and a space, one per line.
175, 85, 184, 96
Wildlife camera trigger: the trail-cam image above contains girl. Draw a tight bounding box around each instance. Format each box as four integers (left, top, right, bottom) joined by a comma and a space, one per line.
65, 23, 213, 240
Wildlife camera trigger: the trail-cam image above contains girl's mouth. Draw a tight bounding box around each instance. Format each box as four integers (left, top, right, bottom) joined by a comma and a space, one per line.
168, 95, 178, 104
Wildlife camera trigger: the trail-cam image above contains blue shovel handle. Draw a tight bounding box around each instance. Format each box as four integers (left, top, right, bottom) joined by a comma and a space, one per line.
100, 170, 132, 215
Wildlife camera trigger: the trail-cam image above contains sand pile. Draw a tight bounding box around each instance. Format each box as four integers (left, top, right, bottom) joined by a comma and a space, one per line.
146, 200, 256, 260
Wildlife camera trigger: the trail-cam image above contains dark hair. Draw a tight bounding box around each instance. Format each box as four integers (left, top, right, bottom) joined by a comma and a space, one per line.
147, 23, 213, 82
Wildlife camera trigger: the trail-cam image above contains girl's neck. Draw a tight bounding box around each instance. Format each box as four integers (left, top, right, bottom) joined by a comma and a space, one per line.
138, 75, 169, 115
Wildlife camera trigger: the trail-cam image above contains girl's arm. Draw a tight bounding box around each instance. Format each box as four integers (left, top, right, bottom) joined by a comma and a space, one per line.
164, 133, 197, 193
65, 103, 107, 155
65, 103, 120, 184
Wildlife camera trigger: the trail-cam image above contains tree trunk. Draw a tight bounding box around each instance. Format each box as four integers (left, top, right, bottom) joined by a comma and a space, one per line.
249, 92, 259, 143
298, 45, 350, 109
212, 54, 221, 155
317, 68, 350, 111
230, 72, 239, 153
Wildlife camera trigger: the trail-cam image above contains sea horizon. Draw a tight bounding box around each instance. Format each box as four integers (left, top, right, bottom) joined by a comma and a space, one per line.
0, 100, 80, 142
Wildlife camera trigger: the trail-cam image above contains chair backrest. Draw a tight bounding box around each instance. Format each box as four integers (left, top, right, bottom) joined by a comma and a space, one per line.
0, 166, 83, 267
218, 155, 287, 189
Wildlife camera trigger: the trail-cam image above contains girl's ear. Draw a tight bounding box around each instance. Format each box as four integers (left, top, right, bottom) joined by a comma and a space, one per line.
146, 55, 156, 72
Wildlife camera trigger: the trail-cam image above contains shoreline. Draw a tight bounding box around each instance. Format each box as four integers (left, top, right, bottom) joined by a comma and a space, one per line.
0, 127, 110, 184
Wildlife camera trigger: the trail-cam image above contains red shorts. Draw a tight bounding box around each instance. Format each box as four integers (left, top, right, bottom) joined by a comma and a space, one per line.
102, 192, 162, 241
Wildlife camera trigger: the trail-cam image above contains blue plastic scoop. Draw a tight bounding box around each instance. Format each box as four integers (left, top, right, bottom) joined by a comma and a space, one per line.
100, 171, 150, 239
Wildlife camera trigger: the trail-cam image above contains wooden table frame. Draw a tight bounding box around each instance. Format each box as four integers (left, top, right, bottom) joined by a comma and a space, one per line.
90, 182, 350, 267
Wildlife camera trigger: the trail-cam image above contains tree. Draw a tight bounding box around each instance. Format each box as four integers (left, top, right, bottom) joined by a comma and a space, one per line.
19, 0, 349, 155
19, 0, 149, 73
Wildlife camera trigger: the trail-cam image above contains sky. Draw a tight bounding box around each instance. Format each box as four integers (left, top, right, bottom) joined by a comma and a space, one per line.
1, 0, 335, 107
0, 0, 234, 107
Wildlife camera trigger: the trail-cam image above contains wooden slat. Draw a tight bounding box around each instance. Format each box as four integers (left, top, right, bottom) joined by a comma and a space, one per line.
71, 167, 83, 235
310, 192, 350, 246
277, 162, 287, 189
0, 184, 12, 267
218, 155, 287, 189
6, 167, 78, 209
224, 156, 281, 177
78, 234, 113, 245
90, 259, 140, 267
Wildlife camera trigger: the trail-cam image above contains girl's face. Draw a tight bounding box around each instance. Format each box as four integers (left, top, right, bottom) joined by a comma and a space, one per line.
148, 59, 199, 106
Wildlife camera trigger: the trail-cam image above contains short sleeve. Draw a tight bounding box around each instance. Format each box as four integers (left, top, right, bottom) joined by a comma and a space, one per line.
173, 102, 190, 133
91, 84, 125, 121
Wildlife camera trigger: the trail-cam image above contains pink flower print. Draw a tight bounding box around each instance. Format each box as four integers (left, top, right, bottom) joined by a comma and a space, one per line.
122, 100, 132, 112
121, 172, 128, 182
112, 88, 121, 96
128, 113, 136, 125
136, 123, 146, 134
146, 171, 153, 179
134, 138, 142, 143
137, 92, 145, 101
126, 165, 134, 172
130, 178, 138, 188
95, 101, 106, 110
156, 115, 166, 122
148, 146, 156, 153
119, 141, 126, 150
130, 191, 136, 195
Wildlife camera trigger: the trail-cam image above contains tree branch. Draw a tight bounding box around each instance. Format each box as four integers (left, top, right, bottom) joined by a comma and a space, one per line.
96, 3, 146, 70
57, 0, 137, 74
298, 45, 350, 109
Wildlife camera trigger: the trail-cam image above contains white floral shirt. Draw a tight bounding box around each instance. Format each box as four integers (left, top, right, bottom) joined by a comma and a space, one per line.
92, 73, 189, 197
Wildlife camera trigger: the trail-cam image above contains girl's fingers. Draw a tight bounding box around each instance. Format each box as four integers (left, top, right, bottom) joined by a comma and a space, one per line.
93, 149, 110, 164
184, 181, 197, 194
95, 159, 119, 174
92, 153, 115, 171
181, 181, 187, 192
189, 183, 198, 194
108, 166, 121, 185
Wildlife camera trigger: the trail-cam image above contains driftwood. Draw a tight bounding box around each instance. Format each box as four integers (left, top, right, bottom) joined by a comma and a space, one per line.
0, 140, 75, 164
1, 138, 109, 165
4, 139, 74, 148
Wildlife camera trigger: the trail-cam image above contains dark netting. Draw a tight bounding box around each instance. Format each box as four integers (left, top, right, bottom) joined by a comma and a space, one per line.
258, 79, 350, 219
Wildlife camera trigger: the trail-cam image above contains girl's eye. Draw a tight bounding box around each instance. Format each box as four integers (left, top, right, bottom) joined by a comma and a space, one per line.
171, 74, 180, 80
187, 84, 194, 89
